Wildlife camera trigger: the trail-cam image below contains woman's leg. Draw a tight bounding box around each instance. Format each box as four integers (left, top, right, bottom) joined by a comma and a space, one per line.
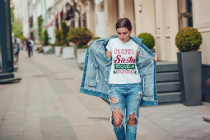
109, 85, 126, 140
125, 83, 143, 140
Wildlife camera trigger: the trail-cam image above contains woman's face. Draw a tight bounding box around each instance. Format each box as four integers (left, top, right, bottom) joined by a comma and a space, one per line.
116, 27, 132, 42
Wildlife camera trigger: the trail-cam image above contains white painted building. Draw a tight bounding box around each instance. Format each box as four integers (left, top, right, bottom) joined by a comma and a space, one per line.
93, 0, 210, 64
13, 0, 23, 20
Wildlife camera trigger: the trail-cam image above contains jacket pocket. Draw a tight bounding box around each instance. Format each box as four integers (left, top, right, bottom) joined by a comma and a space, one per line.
141, 73, 154, 97
85, 63, 99, 87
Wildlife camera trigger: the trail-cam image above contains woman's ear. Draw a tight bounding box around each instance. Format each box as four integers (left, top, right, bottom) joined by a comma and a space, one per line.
130, 28, 133, 34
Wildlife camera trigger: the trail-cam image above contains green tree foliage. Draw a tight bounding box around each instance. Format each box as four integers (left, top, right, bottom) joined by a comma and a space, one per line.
12, 18, 23, 38
43, 30, 50, 46
10, 6, 23, 38
38, 16, 43, 43
10, 7, 14, 22
137, 33, 155, 49
67, 27, 92, 48
54, 29, 63, 46
61, 21, 69, 46
175, 27, 202, 52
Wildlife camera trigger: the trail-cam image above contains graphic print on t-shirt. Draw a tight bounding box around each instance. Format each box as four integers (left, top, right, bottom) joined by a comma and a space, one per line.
113, 48, 137, 74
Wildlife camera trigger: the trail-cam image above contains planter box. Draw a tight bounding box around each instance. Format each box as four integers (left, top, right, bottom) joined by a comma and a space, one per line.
62, 47, 75, 59
150, 49, 155, 53
55, 46, 61, 56
77, 49, 87, 64
177, 51, 202, 106
202, 64, 210, 103
43, 46, 52, 53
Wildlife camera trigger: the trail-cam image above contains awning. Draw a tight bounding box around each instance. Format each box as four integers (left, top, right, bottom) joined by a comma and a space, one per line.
46, 11, 62, 29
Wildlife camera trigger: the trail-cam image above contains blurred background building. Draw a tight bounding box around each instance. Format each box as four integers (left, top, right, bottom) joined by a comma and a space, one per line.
13, 0, 210, 64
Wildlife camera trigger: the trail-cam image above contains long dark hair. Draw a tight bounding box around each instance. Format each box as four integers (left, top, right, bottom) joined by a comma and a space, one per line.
115, 18, 132, 31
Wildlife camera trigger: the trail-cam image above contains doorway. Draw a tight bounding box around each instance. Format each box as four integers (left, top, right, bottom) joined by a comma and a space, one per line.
178, 0, 193, 29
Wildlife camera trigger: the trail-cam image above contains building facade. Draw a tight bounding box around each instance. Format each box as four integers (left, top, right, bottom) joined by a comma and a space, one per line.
94, 0, 210, 64
21, 0, 210, 64
12, 0, 23, 20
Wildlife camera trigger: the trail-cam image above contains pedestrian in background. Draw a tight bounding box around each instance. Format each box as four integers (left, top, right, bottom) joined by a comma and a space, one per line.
81, 18, 159, 140
26, 38, 32, 57
30, 38, 34, 56
13, 38, 20, 64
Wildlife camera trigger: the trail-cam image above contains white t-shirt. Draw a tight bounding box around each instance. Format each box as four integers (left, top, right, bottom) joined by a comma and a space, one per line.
106, 38, 141, 84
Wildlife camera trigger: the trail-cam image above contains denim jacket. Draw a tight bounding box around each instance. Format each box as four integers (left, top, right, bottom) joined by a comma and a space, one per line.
80, 36, 158, 106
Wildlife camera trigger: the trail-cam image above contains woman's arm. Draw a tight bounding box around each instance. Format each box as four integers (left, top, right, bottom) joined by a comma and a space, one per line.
106, 50, 112, 59
153, 53, 159, 62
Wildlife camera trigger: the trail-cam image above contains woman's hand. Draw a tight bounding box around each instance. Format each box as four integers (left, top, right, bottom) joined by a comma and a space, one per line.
153, 53, 159, 62
87, 40, 93, 46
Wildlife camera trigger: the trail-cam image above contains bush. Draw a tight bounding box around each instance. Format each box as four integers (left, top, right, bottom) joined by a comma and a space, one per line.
67, 27, 92, 48
38, 16, 43, 43
93, 37, 101, 40
43, 30, 50, 46
61, 21, 69, 46
137, 33, 155, 49
54, 29, 63, 46
175, 27, 202, 52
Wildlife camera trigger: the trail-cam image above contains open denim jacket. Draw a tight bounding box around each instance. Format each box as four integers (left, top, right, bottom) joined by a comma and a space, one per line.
80, 36, 158, 106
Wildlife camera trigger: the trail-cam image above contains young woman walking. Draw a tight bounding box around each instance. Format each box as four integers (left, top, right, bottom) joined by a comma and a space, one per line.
80, 18, 158, 140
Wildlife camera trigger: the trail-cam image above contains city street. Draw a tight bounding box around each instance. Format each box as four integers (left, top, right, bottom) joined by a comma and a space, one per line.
0, 50, 210, 140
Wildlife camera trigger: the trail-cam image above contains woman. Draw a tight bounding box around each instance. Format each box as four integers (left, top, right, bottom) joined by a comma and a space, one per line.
80, 18, 158, 140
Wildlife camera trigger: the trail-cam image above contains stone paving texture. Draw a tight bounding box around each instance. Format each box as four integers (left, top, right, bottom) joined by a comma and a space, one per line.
0, 50, 210, 140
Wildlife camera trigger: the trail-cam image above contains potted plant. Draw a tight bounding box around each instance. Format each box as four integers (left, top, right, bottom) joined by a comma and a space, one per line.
137, 33, 155, 53
42, 29, 52, 53
67, 27, 92, 63
175, 27, 203, 106
54, 29, 63, 56
61, 21, 74, 59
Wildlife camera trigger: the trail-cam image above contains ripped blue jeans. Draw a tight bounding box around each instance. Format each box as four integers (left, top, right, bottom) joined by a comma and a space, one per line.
109, 83, 143, 140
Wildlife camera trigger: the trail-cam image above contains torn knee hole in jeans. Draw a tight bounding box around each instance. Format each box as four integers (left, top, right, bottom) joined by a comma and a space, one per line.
110, 96, 118, 104
112, 106, 123, 127
127, 112, 136, 125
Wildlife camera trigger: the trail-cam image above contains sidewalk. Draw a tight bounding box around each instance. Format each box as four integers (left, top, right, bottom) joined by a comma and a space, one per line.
0, 50, 209, 140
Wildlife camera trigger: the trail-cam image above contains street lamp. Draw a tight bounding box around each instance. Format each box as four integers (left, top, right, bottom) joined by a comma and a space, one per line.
138, 5, 142, 13
65, 3, 71, 11
48, 7, 55, 18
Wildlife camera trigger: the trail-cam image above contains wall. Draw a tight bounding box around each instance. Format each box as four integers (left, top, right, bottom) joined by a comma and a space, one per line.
22, 0, 30, 38
95, 1, 106, 38
193, 0, 210, 64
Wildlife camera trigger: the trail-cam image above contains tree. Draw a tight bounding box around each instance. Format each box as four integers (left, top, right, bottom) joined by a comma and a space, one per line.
12, 19, 23, 38
38, 16, 43, 43
61, 21, 69, 46
54, 29, 63, 46
10, 7, 14, 22
43, 30, 50, 46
